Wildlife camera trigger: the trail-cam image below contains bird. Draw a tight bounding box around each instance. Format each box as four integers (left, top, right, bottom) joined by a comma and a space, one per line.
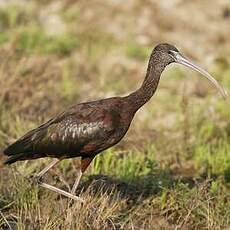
1, 43, 226, 202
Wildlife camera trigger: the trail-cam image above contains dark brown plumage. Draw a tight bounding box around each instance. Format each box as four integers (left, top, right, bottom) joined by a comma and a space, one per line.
1, 43, 225, 200
3, 44, 177, 167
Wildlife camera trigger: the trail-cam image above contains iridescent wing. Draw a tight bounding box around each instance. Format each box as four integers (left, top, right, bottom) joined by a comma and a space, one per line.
4, 103, 116, 160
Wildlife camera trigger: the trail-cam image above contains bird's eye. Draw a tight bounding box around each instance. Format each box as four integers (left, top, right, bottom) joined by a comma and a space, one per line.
168, 50, 176, 59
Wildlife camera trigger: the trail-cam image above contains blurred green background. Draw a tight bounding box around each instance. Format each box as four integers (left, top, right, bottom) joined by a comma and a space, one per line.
0, 0, 229, 229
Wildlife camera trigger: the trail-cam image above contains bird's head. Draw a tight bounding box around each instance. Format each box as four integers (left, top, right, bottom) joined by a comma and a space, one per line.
153, 43, 227, 98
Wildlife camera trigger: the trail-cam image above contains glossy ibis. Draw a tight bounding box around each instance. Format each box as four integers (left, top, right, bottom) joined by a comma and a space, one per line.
1, 43, 226, 202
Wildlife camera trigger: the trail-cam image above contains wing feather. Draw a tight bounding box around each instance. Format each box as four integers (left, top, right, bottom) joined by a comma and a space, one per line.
3, 110, 68, 156
4, 104, 115, 158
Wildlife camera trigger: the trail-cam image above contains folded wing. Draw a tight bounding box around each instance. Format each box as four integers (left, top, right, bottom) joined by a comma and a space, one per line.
3, 104, 115, 164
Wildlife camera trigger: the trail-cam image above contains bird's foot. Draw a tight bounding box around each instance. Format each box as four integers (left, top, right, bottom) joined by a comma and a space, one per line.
39, 182, 84, 203
27, 175, 83, 202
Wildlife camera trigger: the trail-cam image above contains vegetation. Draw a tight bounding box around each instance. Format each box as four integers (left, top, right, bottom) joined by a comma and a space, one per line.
0, 1, 229, 229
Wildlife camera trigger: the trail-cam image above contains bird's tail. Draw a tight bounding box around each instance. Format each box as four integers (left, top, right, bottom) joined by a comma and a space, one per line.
0, 150, 27, 166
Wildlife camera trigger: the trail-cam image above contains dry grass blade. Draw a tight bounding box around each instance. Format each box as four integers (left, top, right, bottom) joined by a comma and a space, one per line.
0, 210, 13, 230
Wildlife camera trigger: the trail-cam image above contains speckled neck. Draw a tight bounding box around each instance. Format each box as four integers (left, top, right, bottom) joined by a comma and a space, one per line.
125, 51, 169, 112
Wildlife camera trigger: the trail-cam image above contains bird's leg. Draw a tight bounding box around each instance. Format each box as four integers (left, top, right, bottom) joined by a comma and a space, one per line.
35, 159, 83, 202
71, 156, 95, 195
34, 158, 84, 202
38, 182, 84, 202
34, 157, 94, 202
35, 158, 60, 179
71, 169, 82, 194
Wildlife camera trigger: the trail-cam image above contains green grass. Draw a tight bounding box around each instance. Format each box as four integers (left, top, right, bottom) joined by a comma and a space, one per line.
126, 42, 149, 60
15, 26, 77, 55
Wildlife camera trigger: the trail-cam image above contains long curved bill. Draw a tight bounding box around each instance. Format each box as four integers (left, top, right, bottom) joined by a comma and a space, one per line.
170, 50, 227, 99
